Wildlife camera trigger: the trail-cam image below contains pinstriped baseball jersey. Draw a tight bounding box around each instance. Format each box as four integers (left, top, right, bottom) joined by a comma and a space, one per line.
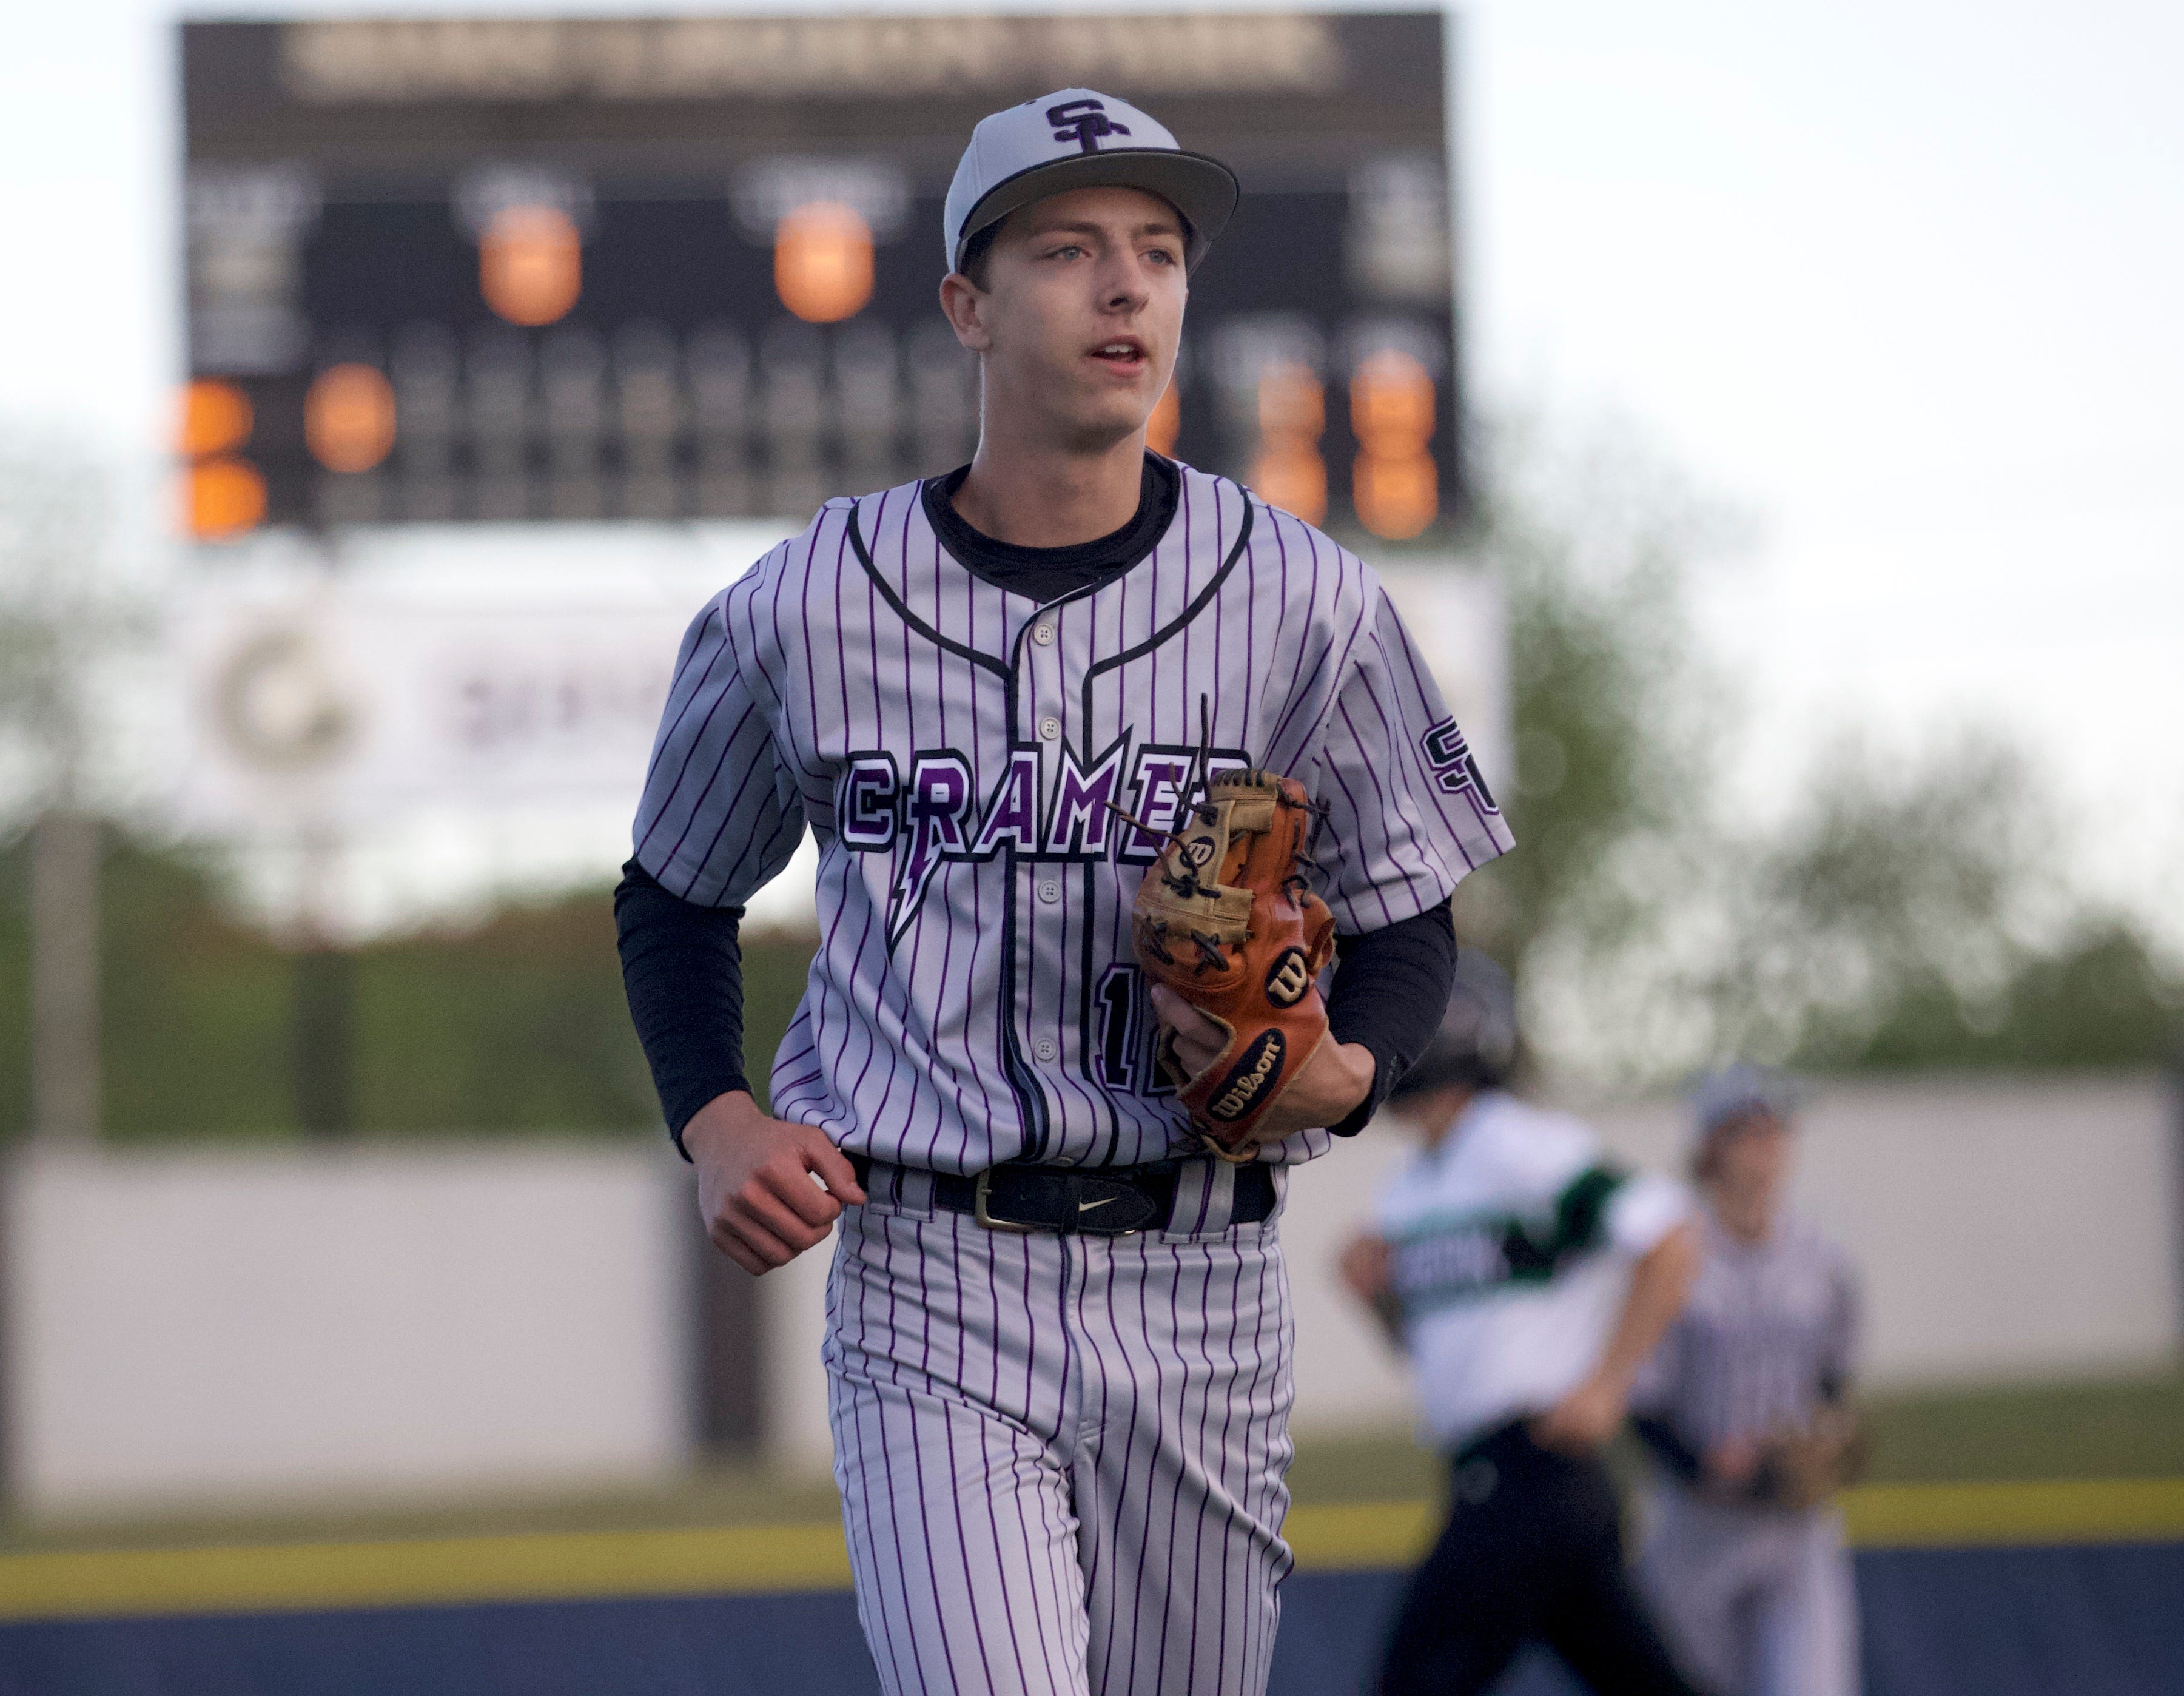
1633, 1210, 1860, 1452
633, 461, 1511, 1172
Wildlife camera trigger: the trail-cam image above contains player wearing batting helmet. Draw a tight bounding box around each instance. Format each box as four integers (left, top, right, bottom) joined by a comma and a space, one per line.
619, 90, 1510, 1695
1340, 955, 1711, 1695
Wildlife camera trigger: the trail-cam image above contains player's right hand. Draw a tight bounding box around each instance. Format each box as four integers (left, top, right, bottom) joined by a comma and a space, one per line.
684, 1091, 867, 1276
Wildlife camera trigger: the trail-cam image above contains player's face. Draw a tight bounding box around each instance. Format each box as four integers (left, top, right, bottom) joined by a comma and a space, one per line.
947, 186, 1187, 452
1710, 1112, 1793, 1210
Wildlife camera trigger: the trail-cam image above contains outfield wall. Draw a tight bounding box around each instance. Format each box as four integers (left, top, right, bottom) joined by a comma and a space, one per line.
2, 1074, 2176, 1510
763, 1071, 2184, 1465
0, 1142, 694, 1516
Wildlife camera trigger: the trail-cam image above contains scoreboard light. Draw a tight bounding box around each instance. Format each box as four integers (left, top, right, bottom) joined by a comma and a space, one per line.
774, 202, 876, 325
187, 457, 270, 540
1147, 383, 1180, 458
305, 363, 398, 473
180, 379, 267, 539
180, 379, 254, 459
480, 206, 584, 328
1350, 348, 1438, 541
1250, 363, 1328, 526
181, 13, 1465, 536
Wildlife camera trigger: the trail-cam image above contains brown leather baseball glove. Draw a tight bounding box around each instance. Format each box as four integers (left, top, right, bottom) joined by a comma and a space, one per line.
1755, 1407, 1870, 1511
1131, 768, 1337, 1160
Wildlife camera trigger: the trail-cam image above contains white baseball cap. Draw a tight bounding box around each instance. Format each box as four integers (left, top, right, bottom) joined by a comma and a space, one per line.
942, 89, 1240, 276
1688, 1063, 1803, 1144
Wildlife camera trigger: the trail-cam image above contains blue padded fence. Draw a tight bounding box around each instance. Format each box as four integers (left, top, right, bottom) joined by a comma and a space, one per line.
2, 1544, 2179, 1696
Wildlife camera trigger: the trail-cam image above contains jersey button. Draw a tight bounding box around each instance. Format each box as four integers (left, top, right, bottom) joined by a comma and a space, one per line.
1034, 1038, 1058, 1062
1038, 716, 1062, 741
1037, 878, 1061, 904
1032, 622, 1056, 646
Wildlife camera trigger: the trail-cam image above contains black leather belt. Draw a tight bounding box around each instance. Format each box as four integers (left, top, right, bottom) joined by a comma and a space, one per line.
849, 1156, 1276, 1237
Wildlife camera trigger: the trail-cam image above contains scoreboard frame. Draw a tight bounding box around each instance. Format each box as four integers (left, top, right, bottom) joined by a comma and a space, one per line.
180, 11, 1466, 545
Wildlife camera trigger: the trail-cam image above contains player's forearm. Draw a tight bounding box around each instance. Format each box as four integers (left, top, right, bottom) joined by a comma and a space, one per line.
1323, 904, 1458, 1135
1288, 1037, 1378, 1128
1591, 1222, 1701, 1394
614, 858, 751, 1157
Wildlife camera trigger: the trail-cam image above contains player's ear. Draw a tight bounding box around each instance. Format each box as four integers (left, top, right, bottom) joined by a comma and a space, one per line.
938, 272, 993, 354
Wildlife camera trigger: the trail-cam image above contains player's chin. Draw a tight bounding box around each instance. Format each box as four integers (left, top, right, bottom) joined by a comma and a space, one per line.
1059, 383, 1164, 450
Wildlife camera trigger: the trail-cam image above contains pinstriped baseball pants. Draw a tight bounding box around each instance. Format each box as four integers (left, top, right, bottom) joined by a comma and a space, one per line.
824, 1163, 1297, 1696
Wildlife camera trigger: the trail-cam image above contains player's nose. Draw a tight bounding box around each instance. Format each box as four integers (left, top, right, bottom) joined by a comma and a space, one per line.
1095, 251, 1153, 312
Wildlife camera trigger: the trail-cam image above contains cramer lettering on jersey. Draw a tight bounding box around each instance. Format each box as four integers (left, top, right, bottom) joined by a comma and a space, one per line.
844, 733, 1250, 946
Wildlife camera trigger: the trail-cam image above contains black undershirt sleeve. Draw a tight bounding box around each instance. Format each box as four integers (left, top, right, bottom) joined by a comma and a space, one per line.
616, 865, 1459, 1158
1323, 902, 1460, 1137
1631, 1416, 1707, 1485
614, 858, 749, 1160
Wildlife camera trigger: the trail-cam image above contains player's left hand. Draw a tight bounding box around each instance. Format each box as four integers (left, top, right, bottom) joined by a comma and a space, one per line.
1529, 1371, 1631, 1455
1149, 984, 1376, 1147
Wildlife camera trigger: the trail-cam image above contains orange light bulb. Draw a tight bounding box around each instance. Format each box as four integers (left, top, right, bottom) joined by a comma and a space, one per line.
305, 363, 398, 473
774, 202, 875, 325
1147, 382, 1181, 456
480, 206, 583, 328
180, 380, 253, 459
185, 458, 268, 539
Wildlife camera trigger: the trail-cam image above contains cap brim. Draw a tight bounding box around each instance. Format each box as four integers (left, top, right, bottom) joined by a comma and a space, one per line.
953, 149, 1240, 274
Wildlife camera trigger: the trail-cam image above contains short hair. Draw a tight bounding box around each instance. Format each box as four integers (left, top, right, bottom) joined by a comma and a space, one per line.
959, 222, 1001, 291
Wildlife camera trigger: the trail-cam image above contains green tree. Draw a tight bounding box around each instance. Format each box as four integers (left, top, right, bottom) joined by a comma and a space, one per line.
0, 834, 819, 1144
1449, 411, 2179, 1082
1446, 412, 1735, 1079
1702, 733, 2180, 1072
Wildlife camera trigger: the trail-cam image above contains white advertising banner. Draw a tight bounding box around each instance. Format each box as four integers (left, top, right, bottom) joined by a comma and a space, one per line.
175, 584, 684, 829
173, 544, 1509, 834
166, 527, 779, 835
165, 532, 1507, 937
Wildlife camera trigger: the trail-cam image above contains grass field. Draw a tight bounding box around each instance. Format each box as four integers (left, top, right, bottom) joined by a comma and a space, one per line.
3, 1371, 2177, 1558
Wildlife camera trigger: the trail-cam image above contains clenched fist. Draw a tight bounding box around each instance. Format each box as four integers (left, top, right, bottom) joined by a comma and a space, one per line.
684, 1091, 866, 1275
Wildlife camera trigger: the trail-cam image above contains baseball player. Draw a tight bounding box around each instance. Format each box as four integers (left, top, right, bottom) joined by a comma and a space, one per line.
1629, 1066, 1864, 1696
1337, 953, 1708, 1696
614, 90, 1511, 1696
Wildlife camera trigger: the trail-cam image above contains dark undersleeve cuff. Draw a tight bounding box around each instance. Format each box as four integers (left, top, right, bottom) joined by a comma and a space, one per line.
1324, 903, 1459, 1136
614, 858, 750, 1160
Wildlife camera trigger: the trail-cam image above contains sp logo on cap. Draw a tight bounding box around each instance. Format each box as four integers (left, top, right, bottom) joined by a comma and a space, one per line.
1047, 98, 1132, 153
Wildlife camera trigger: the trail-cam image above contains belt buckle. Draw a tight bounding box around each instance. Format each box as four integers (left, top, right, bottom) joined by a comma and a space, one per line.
973, 1166, 1035, 1234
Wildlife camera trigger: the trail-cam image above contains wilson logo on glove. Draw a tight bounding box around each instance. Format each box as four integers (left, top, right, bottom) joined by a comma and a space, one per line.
1264, 947, 1312, 1008
1124, 766, 1336, 1161
1208, 1030, 1287, 1122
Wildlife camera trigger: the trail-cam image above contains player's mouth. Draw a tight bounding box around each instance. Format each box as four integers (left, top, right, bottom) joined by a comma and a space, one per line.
1088, 337, 1150, 372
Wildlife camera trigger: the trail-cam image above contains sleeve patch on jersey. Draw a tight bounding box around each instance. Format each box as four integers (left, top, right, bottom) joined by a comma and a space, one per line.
1420, 718, 1500, 815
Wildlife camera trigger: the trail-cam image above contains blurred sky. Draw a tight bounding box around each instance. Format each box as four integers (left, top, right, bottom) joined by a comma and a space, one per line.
3, 0, 2180, 920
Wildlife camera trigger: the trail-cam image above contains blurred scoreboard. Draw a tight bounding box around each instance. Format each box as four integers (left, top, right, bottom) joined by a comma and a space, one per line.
180, 13, 1463, 541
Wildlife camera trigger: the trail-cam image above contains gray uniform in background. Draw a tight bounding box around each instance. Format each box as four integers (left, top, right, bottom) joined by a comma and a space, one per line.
1633, 1208, 1863, 1696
